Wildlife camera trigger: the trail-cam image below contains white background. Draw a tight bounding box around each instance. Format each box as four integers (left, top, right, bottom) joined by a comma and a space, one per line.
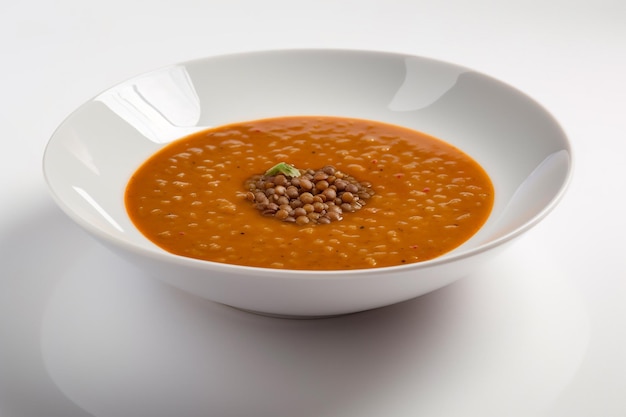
1, 1, 625, 416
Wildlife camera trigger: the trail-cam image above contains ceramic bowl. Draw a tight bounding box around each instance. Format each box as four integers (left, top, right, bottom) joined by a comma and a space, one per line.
43, 49, 572, 317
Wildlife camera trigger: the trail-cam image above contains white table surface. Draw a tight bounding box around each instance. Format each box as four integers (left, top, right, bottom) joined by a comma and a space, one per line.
1, 1, 625, 416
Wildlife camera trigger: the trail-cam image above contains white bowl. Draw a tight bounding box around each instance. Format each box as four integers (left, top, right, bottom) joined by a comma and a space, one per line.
43, 49, 572, 317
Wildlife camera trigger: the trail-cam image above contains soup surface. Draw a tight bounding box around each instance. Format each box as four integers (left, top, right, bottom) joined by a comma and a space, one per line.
125, 116, 494, 270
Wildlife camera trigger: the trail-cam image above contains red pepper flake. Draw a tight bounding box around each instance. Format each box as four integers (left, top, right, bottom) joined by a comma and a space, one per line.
422, 187, 430, 192
178, 232, 185, 235
395, 173, 404, 179
410, 245, 418, 249
371, 159, 378, 164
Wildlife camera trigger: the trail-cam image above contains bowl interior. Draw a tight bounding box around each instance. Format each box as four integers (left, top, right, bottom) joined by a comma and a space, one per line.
43, 49, 572, 265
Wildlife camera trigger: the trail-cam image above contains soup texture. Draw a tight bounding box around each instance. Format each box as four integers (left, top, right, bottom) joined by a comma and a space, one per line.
125, 116, 494, 270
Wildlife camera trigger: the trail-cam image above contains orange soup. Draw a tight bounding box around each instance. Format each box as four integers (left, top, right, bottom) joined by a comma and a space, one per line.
125, 116, 494, 270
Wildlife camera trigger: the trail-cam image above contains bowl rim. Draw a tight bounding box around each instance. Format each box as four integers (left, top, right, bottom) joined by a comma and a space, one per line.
42, 47, 575, 278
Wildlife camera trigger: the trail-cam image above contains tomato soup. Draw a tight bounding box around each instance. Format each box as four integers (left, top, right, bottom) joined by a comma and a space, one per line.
125, 116, 494, 270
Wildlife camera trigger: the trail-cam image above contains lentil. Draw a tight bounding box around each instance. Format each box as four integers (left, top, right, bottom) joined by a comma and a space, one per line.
244, 164, 374, 225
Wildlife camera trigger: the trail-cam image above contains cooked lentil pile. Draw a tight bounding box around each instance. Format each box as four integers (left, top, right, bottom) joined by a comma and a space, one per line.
244, 164, 375, 225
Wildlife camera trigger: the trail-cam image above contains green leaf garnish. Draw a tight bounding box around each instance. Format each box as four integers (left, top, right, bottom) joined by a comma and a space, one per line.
265, 162, 301, 178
